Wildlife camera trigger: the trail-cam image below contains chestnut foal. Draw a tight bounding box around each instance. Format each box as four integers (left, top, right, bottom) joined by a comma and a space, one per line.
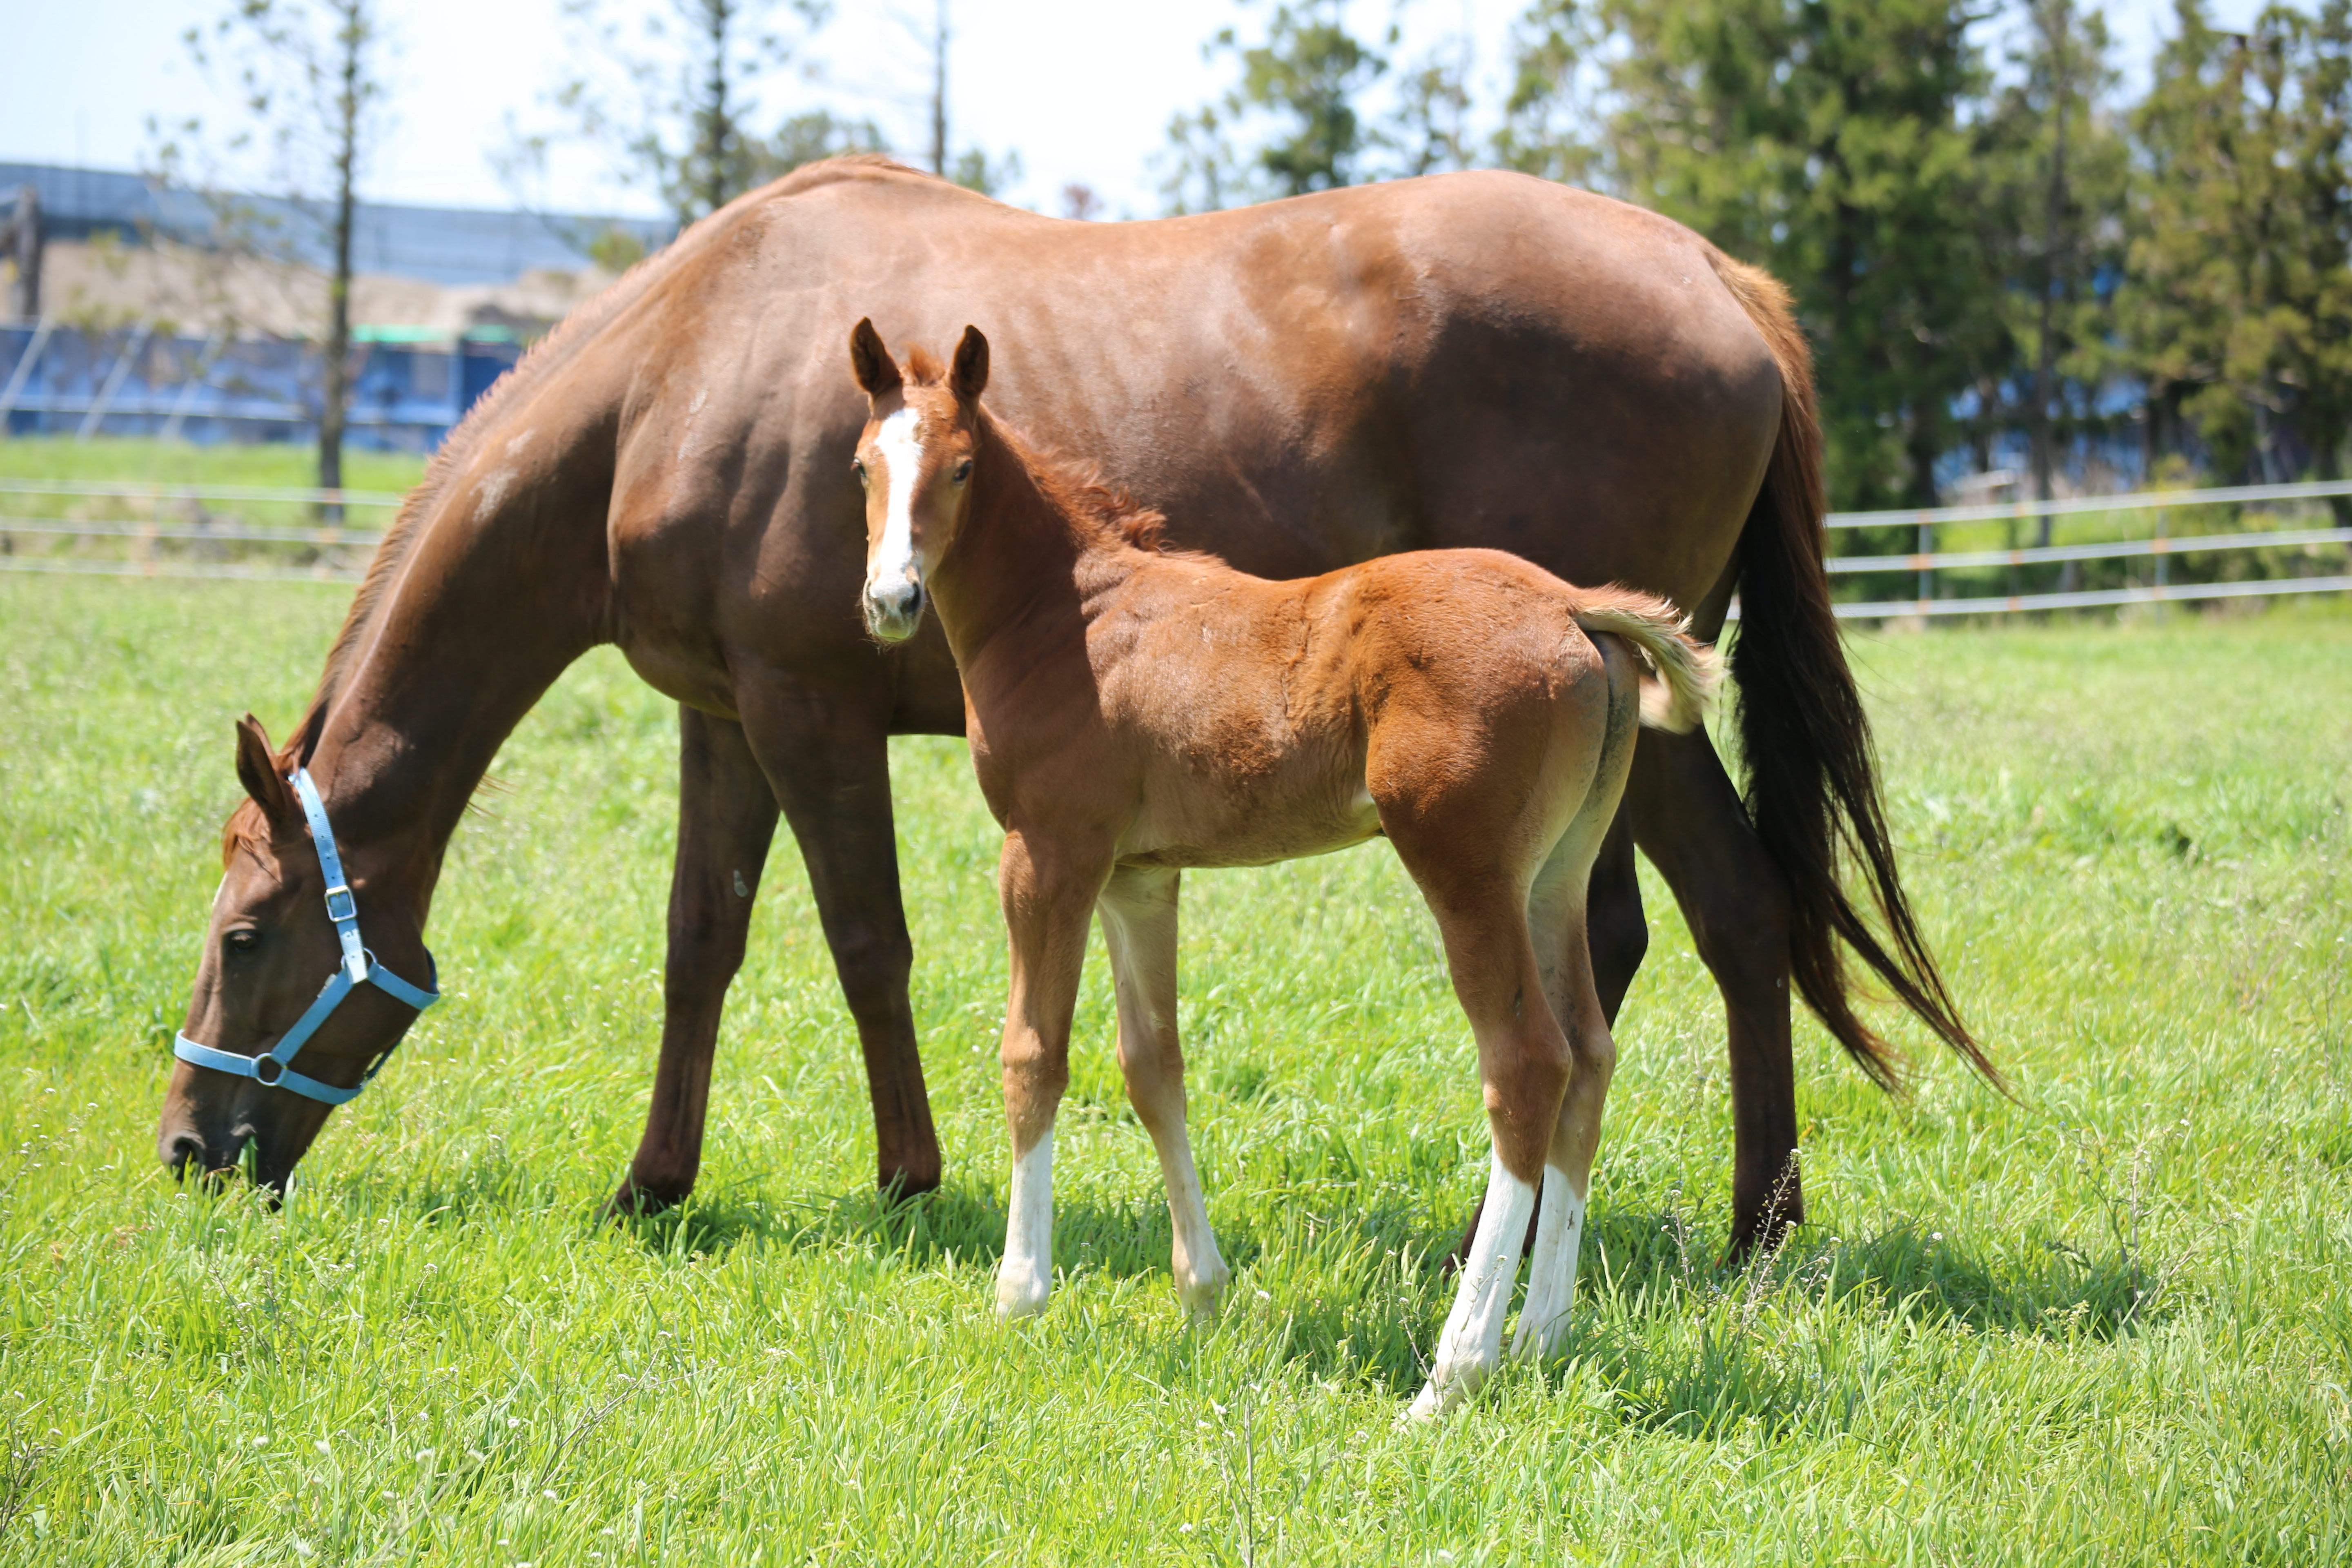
848, 321, 1718, 1417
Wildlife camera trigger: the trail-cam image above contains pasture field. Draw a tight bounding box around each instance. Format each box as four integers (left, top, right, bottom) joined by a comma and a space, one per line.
0, 573, 2347, 1566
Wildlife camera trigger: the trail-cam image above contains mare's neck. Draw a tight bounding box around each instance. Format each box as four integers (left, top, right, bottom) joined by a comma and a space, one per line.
304, 437, 613, 886
927, 416, 1138, 673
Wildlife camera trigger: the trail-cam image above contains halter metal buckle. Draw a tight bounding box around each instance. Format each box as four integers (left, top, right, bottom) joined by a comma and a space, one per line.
323, 885, 357, 924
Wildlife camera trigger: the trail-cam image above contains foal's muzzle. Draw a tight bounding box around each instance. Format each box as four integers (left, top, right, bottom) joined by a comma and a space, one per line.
864, 579, 926, 642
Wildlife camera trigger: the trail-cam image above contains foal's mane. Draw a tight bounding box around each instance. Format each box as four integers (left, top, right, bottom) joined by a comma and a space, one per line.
899, 349, 1172, 554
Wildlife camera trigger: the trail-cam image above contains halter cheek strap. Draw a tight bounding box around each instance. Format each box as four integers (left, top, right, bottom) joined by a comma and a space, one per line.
172, 768, 439, 1106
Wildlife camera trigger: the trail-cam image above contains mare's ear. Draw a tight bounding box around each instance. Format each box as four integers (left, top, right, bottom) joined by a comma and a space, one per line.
950, 325, 989, 403
233, 714, 300, 831
849, 317, 901, 398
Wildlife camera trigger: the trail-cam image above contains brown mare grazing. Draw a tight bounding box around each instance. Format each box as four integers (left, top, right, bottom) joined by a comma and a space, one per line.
846, 321, 1718, 1414
156, 158, 1987, 1250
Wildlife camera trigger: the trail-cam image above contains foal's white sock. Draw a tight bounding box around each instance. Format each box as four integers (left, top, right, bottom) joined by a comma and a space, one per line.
996, 1131, 1055, 1319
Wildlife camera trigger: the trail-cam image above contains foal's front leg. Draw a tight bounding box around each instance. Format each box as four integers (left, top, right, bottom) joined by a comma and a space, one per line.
1098, 864, 1229, 1316
993, 829, 1108, 1319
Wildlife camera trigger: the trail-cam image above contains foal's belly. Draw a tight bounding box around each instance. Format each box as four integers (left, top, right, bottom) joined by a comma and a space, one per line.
1114, 776, 1384, 871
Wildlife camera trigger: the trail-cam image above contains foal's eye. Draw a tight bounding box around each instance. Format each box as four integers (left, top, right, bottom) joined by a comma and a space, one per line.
224, 929, 261, 956
952, 460, 973, 484
852, 460, 868, 486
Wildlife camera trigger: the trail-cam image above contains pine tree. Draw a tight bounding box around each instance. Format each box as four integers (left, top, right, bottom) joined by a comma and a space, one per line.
2121, 0, 2352, 489
1601, 0, 1995, 510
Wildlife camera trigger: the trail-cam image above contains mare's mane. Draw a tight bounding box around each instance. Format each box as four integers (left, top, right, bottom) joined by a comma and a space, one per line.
227, 152, 949, 862
301, 154, 950, 760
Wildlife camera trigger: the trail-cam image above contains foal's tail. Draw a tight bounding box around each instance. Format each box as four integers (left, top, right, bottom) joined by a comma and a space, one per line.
1572, 590, 1721, 735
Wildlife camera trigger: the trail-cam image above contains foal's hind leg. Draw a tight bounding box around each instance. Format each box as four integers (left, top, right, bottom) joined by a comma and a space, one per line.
1098, 864, 1229, 1316
1510, 820, 1625, 1364
1396, 876, 1570, 1420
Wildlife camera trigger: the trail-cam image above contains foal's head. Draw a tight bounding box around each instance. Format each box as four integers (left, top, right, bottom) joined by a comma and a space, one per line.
847, 317, 990, 643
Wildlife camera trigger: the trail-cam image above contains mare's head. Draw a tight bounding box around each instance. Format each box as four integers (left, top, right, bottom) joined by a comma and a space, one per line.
154, 715, 433, 1192
847, 317, 990, 642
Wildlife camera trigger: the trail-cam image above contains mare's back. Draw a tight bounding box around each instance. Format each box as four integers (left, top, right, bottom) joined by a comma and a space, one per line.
691, 166, 1783, 606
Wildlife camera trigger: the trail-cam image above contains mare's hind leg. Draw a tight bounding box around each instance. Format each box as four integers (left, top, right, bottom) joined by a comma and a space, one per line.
1626, 727, 1803, 1254
1098, 865, 1229, 1316
992, 829, 1111, 1319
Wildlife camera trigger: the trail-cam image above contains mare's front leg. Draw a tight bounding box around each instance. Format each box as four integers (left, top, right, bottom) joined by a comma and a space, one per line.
1098, 864, 1229, 1316
993, 829, 1110, 1318
1626, 727, 1802, 1254
609, 706, 780, 1216
737, 671, 942, 1197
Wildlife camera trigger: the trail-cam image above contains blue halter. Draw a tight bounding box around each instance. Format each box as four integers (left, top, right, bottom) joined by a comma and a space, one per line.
173, 768, 439, 1106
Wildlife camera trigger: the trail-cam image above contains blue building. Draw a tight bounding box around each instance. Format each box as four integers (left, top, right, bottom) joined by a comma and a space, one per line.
0, 164, 674, 449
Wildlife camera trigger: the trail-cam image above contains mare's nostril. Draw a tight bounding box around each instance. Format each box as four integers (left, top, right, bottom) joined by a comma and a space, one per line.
165, 1133, 205, 1174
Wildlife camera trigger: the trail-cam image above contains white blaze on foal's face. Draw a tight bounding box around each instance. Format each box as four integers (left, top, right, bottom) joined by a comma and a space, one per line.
853, 393, 976, 643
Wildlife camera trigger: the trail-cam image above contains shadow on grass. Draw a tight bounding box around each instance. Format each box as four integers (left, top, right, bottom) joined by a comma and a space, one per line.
607, 1178, 1277, 1287
570, 1173, 2172, 1439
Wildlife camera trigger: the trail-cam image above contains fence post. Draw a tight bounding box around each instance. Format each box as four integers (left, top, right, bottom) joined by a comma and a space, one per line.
1917, 512, 1935, 608
0, 316, 53, 432
78, 325, 153, 440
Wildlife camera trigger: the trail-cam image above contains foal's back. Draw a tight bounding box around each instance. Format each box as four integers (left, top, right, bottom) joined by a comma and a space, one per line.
1084, 547, 1625, 873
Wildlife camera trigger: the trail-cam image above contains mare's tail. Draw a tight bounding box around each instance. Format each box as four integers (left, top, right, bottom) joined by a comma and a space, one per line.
1705, 249, 1999, 1092
1572, 590, 1722, 735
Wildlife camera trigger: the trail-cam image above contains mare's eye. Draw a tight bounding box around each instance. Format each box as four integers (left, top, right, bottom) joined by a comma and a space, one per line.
952, 460, 973, 484
225, 929, 261, 956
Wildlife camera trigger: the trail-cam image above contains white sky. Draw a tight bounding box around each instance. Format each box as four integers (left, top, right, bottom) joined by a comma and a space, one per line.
2, 0, 2272, 223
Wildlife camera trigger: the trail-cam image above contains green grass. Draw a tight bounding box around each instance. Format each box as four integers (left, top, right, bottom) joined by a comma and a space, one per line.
0, 577, 2347, 1564
0, 436, 428, 497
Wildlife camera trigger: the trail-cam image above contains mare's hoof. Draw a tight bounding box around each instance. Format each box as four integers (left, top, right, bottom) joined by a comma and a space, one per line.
877, 1165, 944, 1205
602, 1181, 683, 1222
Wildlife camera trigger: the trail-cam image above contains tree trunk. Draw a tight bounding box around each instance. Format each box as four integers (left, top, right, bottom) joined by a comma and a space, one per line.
318, 7, 362, 521
701, 0, 733, 218
930, 0, 949, 177
2034, 0, 2072, 593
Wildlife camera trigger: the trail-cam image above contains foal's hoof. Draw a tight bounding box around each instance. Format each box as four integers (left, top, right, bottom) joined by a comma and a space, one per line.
1399, 1364, 1488, 1425
1399, 1382, 1454, 1425
1176, 1261, 1231, 1319
994, 1270, 1051, 1321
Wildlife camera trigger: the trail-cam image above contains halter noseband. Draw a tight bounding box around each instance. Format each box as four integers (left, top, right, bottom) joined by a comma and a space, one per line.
173, 768, 439, 1106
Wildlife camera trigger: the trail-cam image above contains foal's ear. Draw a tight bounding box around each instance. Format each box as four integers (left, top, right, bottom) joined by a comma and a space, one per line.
233, 714, 299, 831
950, 325, 989, 403
849, 317, 902, 398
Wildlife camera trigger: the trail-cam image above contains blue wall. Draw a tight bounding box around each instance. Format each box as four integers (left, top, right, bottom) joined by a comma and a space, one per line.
0, 323, 523, 450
